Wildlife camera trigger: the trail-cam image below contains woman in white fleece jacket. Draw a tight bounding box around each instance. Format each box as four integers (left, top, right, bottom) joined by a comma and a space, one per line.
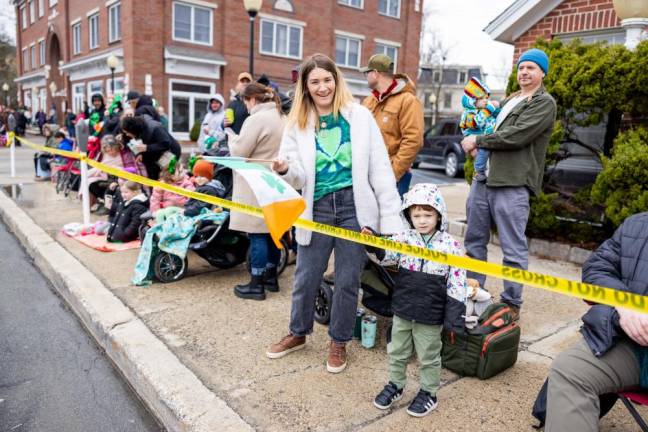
266, 53, 402, 374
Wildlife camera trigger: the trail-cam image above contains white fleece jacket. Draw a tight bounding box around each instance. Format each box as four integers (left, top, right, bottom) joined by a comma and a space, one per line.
279, 102, 403, 246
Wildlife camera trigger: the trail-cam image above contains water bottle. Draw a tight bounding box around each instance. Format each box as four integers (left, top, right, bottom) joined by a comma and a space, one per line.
353, 308, 365, 340
361, 315, 378, 349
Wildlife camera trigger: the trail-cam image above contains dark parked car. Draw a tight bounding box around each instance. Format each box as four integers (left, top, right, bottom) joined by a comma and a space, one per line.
414, 118, 465, 178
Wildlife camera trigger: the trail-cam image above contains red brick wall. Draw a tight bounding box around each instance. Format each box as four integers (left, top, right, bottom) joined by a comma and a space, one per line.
513, 0, 621, 61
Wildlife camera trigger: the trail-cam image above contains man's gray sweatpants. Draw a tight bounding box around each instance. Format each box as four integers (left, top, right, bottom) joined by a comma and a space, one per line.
546, 338, 640, 432
464, 181, 530, 307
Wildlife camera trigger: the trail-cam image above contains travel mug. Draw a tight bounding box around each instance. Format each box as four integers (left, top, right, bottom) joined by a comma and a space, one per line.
353, 308, 365, 340
361, 315, 378, 349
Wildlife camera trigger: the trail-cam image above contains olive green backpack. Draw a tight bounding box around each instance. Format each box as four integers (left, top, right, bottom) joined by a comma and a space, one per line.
441, 303, 521, 379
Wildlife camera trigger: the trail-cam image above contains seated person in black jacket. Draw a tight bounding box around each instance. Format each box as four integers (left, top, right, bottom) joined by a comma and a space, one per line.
545, 212, 648, 431
107, 181, 149, 243
184, 160, 226, 217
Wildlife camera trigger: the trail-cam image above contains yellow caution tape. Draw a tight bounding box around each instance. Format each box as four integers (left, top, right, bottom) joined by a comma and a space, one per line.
7, 132, 14, 147
13, 136, 648, 313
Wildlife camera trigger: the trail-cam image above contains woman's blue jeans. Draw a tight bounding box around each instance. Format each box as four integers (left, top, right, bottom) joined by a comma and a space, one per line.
288, 187, 366, 343
249, 233, 280, 276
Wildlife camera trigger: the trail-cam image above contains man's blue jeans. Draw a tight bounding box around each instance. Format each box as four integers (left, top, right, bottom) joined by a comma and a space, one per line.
397, 170, 413, 198
249, 233, 280, 276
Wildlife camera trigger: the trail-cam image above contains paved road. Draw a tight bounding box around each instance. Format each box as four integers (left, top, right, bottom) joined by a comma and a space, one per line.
0, 221, 163, 432
411, 162, 464, 186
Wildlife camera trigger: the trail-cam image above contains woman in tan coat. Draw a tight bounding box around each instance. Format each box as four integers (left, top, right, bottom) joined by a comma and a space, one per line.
229, 82, 286, 301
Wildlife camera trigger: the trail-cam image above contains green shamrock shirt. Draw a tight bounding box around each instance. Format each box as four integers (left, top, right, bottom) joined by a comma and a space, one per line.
313, 113, 353, 201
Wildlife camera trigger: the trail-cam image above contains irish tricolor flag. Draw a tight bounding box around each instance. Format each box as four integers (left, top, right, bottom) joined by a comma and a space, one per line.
203, 157, 305, 248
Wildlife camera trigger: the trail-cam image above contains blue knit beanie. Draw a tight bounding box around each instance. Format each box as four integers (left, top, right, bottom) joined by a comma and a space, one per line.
517, 48, 549, 75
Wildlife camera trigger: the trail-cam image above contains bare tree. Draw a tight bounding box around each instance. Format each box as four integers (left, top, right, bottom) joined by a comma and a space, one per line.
419, 2, 451, 125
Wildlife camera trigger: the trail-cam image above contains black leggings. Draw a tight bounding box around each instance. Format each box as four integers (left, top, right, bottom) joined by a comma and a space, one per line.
88, 181, 110, 199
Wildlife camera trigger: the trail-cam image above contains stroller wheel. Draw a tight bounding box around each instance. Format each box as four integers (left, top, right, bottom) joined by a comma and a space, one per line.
154, 252, 188, 283
314, 281, 333, 325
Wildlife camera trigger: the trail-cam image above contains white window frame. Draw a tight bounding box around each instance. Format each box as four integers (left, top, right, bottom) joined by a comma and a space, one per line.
88, 13, 99, 50
335, 32, 363, 69
108, 2, 121, 43
29, 1, 35, 24
168, 78, 215, 140
172, 2, 213, 46
338, 0, 363, 9
374, 40, 399, 72
38, 0, 44, 18
22, 48, 29, 72
72, 83, 85, 114
30, 44, 36, 70
106, 77, 125, 98
259, 18, 303, 60
72, 22, 82, 55
21, 6, 27, 29
39, 40, 45, 66
87, 80, 103, 101
378, 0, 401, 19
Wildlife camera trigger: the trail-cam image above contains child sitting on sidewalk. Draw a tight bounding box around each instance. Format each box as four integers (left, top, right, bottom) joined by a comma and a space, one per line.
183, 160, 226, 217
107, 181, 149, 243
367, 183, 467, 417
459, 77, 500, 182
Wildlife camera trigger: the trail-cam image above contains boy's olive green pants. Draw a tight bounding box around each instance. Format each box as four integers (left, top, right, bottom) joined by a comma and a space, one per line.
388, 315, 442, 394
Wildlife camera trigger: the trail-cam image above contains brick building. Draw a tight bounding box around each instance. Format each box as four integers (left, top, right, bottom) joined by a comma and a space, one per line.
13, 0, 422, 139
484, 0, 636, 61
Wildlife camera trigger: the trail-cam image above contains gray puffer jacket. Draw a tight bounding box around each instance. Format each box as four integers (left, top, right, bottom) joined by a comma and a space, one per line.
580, 212, 648, 357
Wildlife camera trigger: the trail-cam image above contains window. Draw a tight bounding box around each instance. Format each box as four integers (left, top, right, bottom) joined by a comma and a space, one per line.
260, 19, 302, 59
441, 122, 457, 135
173, 2, 212, 45
89, 14, 99, 50
443, 92, 452, 109
378, 0, 400, 18
72, 84, 85, 114
106, 77, 125, 98
72, 23, 81, 55
22, 48, 29, 73
39, 40, 45, 66
30, 46, 36, 70
375, 42, 398, 72
433, 71, 441, 83
38, 0, 44, 18
338, 0, 363, 8
335, 35, 361, 69
557, 29, 626, 46
459, 71, 467, 84
87, 80, 103, 101
109, 3, 121, 43
169, 80, 214, 139
21, 6, 27, 29
29, 1, 35, 24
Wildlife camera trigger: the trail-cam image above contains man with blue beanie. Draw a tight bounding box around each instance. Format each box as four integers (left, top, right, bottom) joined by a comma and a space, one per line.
461, 48, 556, 321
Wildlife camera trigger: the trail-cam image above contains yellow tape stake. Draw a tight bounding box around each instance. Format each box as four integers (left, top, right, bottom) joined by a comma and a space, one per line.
7, 132, 14, 147
13, 136, 648, 313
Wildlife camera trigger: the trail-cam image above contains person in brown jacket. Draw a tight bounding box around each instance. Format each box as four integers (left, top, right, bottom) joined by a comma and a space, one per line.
362, 54, 424, 197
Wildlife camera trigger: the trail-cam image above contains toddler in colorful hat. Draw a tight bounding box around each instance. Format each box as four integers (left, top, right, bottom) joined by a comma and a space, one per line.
459, 77, 501, 182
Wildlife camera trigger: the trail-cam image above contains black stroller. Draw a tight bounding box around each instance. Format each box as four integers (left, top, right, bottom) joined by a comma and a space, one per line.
314, 252, 395, 328
140, 211, 290, 283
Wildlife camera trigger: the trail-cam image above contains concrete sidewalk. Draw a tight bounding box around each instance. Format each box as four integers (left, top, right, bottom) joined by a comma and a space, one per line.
0, 135, 644, 431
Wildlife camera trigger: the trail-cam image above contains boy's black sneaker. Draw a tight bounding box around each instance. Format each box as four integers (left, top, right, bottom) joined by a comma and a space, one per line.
373, 382, 403, 410
406, 389, 437, 417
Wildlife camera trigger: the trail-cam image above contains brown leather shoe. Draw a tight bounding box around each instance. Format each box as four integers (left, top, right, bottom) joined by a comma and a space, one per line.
266, 334, 306, 359
327, 341, 347, 373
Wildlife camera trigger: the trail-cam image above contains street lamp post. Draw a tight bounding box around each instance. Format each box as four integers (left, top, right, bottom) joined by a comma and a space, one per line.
106, 55, 119, 96
2, 83, 9, 107
243, 0, 263, 78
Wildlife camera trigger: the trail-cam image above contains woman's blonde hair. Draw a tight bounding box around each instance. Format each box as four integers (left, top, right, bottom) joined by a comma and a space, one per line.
288, 53, 355, 130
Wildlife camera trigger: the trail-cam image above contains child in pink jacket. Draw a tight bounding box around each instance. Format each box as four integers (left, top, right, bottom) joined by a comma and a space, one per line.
149, 165, 195, 220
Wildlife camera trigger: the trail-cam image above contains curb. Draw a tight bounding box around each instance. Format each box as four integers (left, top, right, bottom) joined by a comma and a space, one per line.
0, 190, 253, 432
447, 220, 592, 266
